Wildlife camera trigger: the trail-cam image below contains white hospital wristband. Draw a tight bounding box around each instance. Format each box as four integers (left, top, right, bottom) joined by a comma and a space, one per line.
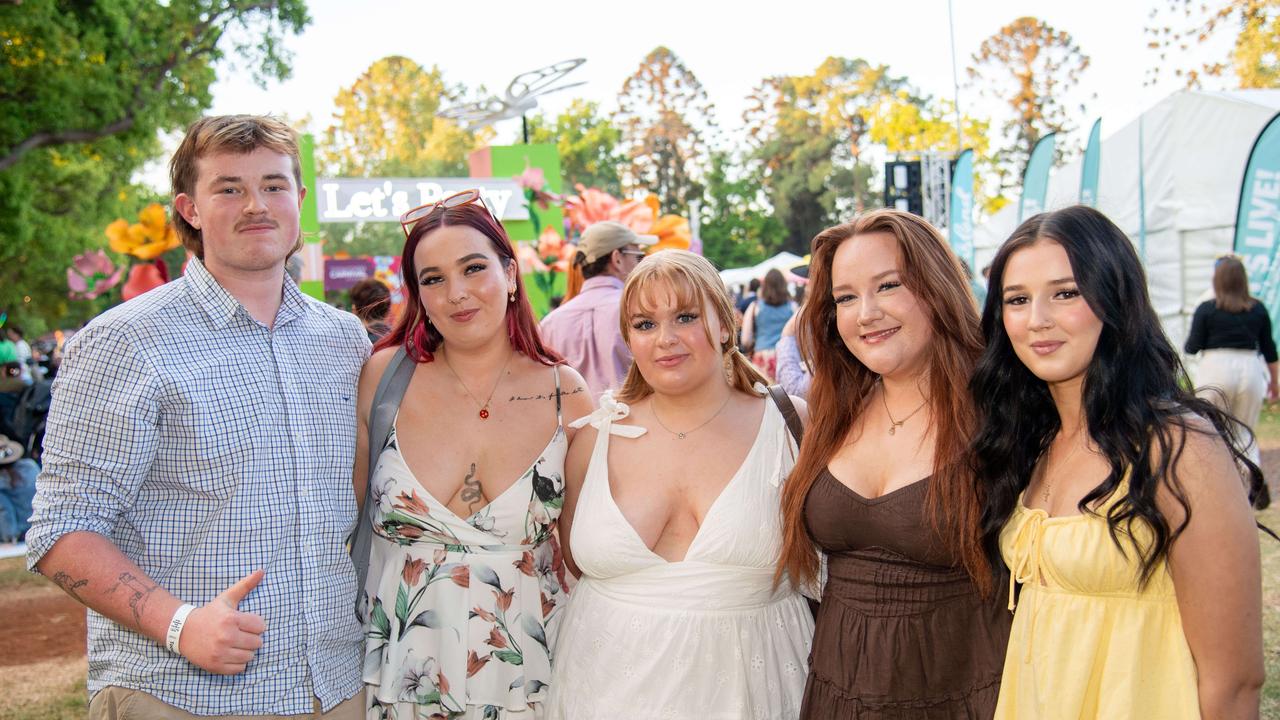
166, 603, 196, 654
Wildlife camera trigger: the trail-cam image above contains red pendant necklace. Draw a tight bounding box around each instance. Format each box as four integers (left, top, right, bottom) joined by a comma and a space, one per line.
442, 350, 514, 420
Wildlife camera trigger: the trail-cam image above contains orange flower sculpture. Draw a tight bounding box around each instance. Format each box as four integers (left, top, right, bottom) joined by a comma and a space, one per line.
563, 185, 655, 235
106, 203, 181, 260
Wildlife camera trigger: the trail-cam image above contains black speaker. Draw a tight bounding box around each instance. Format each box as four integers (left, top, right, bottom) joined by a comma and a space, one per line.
884, 160, 922, 216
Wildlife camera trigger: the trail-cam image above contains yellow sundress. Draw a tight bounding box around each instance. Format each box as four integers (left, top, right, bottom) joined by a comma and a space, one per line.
994, 487, 1200, 719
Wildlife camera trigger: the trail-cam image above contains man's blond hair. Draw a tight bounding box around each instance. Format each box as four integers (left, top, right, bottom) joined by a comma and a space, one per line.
169, 115, 303, 259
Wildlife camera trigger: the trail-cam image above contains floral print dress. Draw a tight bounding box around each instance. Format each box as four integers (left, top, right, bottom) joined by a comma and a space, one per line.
363, 371, 569, 720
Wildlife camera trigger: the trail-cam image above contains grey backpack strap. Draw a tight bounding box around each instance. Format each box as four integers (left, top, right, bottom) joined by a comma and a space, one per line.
350, 346, 415, 618
767, 384, 803, 446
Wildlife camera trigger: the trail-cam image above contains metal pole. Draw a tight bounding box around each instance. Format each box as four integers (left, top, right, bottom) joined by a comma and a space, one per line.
948, 0, 963, 152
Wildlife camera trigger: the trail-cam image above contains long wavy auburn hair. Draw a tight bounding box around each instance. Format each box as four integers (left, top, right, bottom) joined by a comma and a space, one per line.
972, 205, 1266, 585
375, 202, 561, 366
776, 209, 991, 594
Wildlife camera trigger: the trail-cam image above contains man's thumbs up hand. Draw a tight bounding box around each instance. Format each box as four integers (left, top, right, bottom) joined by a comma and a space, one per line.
180, 569, 267, 675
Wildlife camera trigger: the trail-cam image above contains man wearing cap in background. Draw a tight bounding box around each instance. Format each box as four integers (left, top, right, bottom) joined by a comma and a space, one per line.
540, 220, 655, 399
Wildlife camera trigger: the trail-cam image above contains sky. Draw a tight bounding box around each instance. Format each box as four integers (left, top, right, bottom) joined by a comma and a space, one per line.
139, 0, 1235, 188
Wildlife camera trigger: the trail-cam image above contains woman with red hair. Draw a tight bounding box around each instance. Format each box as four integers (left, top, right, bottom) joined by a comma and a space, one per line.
777, 210, 1009, 718
354, 191, 594, 719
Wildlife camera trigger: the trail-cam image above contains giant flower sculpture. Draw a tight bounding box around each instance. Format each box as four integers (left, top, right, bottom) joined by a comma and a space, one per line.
106, 203, 181, 260
67, 251, 124, 300
103, 203, 185, 300
563, 185, 655, 235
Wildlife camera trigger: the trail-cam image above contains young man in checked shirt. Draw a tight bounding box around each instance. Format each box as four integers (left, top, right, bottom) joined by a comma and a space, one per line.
26, 115, 370, 719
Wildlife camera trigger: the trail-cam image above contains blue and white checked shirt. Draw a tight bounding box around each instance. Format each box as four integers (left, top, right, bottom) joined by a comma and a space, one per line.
27, 258, 371, 715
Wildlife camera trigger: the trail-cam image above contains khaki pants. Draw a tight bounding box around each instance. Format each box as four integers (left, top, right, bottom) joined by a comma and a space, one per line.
1195, 348, 1267, 466
88, 686, 364, 720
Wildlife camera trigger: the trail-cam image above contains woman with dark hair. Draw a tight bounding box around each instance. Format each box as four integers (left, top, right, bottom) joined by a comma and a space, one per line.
1184, 254, 1278, 466
742, 268, 796, 379
350, 277, 392, 343
548, 250, 812, 719
354, 190, 594, 719
974, 205, 1264, 719
777, 209, 1009, 718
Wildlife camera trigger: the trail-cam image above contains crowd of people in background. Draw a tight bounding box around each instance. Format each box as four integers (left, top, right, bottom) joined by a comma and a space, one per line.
12, 114, 1275, 720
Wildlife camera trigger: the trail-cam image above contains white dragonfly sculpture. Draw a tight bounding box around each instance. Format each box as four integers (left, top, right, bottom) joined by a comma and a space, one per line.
437, 58, 587, 142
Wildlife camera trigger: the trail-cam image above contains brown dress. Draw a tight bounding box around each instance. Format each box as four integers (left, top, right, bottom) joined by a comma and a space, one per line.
800, 471, 1010, 719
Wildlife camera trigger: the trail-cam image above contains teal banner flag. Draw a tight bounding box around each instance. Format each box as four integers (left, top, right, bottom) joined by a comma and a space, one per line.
1233, 111, 1280, 347
1019, 133, 1056, 222
1080, 119, 1101, 207
949, 149, 975, 269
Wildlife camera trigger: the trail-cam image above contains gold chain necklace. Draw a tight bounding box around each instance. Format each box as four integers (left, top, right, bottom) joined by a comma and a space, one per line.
650, 392, 733, 440
1041, 434, 1084, 504
879, 382, 928, 435
441, 350, 514, 420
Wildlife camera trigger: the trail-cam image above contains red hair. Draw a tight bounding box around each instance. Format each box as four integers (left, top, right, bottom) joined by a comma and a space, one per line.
375, 202, 562, 366
776, 210, 991, 595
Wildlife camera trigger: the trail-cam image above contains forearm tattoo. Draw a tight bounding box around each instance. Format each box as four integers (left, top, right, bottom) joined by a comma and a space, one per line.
114, 572, 159, 633
460, 462, 485, 513
50, 571, 89, 604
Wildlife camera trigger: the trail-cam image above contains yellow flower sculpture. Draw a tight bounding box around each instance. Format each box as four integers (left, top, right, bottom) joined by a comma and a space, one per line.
648, 215, 693, 254
106, 203, 181, 260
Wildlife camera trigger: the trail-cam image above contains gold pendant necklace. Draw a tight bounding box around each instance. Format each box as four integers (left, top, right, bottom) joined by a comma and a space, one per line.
651, 392, 733, 440
879, 382, 928, 436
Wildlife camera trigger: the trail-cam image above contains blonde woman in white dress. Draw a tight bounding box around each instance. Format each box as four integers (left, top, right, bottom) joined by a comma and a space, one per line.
547, 250, 814, 719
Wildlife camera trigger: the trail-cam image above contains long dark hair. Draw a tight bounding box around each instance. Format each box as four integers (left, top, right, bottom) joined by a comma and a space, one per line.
376, 202, 560, 366
778, 209, 991, 594
972, 205, 1265, 585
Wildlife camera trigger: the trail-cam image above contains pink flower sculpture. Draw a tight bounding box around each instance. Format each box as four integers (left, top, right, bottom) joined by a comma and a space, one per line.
67, 250, 124, 300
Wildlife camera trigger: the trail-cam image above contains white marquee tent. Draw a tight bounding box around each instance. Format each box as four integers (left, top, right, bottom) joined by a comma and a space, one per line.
972, 90, 1280, 351
719, 251, 804, 289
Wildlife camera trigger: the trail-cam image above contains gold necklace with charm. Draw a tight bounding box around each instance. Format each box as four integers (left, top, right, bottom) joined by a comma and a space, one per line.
441, 350, 514, 420
879, 382, 928, 436
1041, 434, 1084, 504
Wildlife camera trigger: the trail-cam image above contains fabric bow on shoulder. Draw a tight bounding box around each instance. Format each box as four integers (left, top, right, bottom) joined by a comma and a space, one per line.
568, 391, 647, 439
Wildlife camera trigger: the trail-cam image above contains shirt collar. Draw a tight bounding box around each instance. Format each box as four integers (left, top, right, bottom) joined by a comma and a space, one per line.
582, 275, 624, 292
185, 256, 308, 329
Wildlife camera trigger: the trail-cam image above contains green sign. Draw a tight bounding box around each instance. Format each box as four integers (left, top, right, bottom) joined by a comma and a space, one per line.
1080, 119, 1101, 207
1019, 133, 1056, 222
1233, 112, 1280, 348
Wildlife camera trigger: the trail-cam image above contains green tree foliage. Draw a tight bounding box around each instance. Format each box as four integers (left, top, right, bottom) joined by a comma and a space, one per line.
318, 56, 488, 257
0, 0, 310, 329
1146, 0, 1280, 88
967, 17, 1091, 188
616, 46, 717, 214
743, 57, 917, 254
526, 99, 625, 197
698, 151, 777, 269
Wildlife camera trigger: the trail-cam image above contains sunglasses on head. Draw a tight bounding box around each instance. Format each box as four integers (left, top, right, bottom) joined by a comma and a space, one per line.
398, 188, 498, 239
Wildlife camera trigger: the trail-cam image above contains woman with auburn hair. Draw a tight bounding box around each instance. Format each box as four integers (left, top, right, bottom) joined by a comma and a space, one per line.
778, 209, 1010, 718
974, 206, 1265, 719
353, 190, 594, 719
547, 250, 813, 719
1184, 254, 1278, 468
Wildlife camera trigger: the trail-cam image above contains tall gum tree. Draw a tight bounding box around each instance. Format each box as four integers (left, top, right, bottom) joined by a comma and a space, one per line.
615, 46, 718, 214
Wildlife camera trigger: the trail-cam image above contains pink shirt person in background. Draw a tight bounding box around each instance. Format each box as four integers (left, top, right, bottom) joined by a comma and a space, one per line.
540, 221, 655, 399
